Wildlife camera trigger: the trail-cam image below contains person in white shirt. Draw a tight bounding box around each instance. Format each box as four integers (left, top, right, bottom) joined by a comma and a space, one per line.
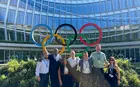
79, 52, 93, 87
35, 50, 50, 87
67, 50, 80, 87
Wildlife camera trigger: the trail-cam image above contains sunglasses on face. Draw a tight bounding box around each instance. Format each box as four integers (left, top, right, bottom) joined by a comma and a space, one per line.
110, 60, 114, 61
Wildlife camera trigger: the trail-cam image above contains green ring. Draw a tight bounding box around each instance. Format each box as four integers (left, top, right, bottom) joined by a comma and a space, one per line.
66, 34, 91, 57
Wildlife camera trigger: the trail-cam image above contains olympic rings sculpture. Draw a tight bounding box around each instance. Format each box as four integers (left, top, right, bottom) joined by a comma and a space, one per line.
30, 23, 102, 56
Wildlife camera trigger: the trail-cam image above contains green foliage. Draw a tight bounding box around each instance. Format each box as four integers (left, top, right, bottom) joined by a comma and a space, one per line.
0, 58, 140, 87
7, 59, 19, 72
0, 59, 39, 87
117, 59, 140, 87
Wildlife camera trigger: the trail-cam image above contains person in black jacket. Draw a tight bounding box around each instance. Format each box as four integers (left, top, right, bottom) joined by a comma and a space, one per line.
106, 57, 120, 87
48, 48, 62, 87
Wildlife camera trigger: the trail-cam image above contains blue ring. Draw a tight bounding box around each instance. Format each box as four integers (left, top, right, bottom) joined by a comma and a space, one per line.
30, 24, 53, 47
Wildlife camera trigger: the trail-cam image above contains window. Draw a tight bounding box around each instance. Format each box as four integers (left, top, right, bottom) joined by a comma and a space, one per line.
42, 5, 48, 13
19, 0, 26, 8
7, 30, 15, 41
107, 15, 114, 27
25, 13, 32, 25
33, 14, 40, 26
127, 0, 134, 7
55, 3, 60, 14
60, 17, 65, 24
77, 18, 82, 29
94, 3, 99, 13
17, 31, 24, 42
10, 0, 17, 6
72, 18, 77, 29
41, 15, 47, 24
120, 0, 127, 9
7, 10, 16, 23
48, 2, 54, 13
0, 8, 6, 22
106, 1, 112, 12
17, 11, 24, 24
27, 0, 34, 10
129, 11, 136, 24
122, 12, 129, 25
113, 0, 120, 10
0, 0, 8, 3
0, 28, 5, 40
54, 17, 59, 29
35, 3, 41, 12
100, 1, 105, 13
48, 16, 53, 27
114, 14, 121, 26
71, 5, 77, 14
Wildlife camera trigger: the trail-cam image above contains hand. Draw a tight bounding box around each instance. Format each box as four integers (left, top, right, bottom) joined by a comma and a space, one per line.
59, 81, 63, 86
118, 80, 120, 85
37, 76, 40, 81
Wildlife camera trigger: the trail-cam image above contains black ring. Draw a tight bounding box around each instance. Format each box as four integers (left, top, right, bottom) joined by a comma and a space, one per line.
54, 24, 77, 46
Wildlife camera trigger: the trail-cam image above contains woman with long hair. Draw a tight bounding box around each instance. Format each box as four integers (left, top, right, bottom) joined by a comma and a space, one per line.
106, 56, 120, 87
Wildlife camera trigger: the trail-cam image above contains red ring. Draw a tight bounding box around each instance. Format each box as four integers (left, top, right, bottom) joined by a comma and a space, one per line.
79, 23, 102, 46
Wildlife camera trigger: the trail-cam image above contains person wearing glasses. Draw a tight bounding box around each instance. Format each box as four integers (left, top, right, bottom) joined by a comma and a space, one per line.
106, 57, 120, 87
35, 50, 50, 87
90, 44, 109, 87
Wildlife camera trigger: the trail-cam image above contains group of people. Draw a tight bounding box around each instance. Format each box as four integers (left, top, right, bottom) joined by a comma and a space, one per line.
35, 44, 120, 87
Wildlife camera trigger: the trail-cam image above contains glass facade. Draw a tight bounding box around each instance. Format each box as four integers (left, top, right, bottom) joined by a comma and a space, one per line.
0, 0, 140, 63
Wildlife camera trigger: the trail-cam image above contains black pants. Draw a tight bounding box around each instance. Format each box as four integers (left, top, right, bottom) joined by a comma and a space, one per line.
108, 78, 118, 87
61, 75, 73, 87
50, 75, 60, 87
39, 73, 49, 87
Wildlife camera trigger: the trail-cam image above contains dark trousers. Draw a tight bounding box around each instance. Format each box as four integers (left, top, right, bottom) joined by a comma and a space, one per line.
92, 67, 105, 87
61, 75, 73, 87
109, 78, 118, 87
39, 73, 49, 87
50, 75, 60, 87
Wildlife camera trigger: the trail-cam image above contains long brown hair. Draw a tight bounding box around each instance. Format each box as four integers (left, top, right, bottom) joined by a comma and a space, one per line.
109, 56, 118, 66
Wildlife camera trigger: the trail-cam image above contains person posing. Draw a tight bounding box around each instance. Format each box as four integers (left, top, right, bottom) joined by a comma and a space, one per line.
67, 50, 80, 87
79, 52, 93, 87
58, 57, 73, 87
48, 48, 62, 87
106, 57, 120, 87
90, 44, 109, 87
35, 50, 50, 87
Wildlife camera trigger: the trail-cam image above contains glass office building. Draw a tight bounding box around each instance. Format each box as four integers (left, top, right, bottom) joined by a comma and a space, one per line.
0, 0, 140, 63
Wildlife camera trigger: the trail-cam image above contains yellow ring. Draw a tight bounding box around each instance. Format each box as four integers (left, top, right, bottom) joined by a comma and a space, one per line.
42, 34, 65, 55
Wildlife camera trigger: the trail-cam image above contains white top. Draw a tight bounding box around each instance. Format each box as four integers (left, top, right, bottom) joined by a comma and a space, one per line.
35, 58, 50, 76
67, 57, 80, 68
54, 54, 62, 61
82, 60, 91, 74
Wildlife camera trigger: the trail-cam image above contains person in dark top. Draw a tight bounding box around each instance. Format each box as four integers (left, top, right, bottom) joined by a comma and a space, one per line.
48, 48, 62, 87
106, 56, 120, 87
58, 57, 73, 87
